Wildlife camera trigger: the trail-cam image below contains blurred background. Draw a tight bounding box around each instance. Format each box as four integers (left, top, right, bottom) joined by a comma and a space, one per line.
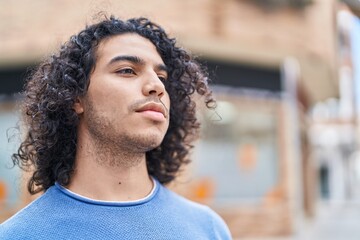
1, 0, 360, 239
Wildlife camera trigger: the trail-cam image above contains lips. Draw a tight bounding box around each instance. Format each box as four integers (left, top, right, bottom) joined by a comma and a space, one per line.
135, 102, 167, 119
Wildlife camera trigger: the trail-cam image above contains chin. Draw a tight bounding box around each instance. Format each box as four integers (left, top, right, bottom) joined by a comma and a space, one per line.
144, 135, 164, 150
129, 132, 165, 152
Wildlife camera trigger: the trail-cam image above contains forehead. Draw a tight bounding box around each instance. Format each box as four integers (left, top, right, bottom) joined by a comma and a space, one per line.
95, 33, 164, 65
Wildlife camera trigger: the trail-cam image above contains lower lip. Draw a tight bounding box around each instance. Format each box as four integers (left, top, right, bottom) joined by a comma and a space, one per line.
137, 110, 166, 122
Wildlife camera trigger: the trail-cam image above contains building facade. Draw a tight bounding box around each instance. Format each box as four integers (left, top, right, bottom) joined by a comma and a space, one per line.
0, 0, 341, 238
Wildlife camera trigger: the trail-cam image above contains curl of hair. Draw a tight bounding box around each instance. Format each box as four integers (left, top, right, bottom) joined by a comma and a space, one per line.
12, 16, 216, 194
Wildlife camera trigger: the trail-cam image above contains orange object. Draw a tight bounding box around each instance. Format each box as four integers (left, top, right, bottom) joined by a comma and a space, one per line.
190, 178, 215, 204
238, 144, 257, 171
0, 180, 7, 201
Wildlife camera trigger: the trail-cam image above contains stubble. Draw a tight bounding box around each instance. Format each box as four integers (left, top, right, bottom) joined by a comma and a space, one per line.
82, 96, 164, 168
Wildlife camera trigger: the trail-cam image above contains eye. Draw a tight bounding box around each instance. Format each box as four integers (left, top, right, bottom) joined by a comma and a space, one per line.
116, 68, 136, 75
158, 76, 167, 82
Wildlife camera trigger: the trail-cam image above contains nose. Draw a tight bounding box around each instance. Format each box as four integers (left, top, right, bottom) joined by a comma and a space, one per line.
142, 71, 166, 98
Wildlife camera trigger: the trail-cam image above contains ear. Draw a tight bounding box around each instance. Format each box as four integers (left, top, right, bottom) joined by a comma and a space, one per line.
73, 97, 84, 114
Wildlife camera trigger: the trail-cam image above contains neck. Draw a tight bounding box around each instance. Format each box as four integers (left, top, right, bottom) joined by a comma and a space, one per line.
67, 129, 153, 202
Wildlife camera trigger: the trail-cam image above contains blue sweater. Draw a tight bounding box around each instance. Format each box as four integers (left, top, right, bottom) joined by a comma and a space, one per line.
0, 179, 232, 239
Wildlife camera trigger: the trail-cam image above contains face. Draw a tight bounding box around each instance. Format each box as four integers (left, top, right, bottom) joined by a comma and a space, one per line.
77, 33, 170, 153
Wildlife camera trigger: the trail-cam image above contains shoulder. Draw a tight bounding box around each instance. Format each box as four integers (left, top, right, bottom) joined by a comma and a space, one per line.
202, 205, 233, 239
159, 185, 213, 215
158, 185, 232, 239
0, 186, 59, 239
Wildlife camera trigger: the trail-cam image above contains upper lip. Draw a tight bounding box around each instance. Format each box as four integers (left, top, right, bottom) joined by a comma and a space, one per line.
135, 102, 167, 118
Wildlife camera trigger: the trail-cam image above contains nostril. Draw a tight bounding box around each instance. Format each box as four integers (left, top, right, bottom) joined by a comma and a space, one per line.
148, 90, 164, 97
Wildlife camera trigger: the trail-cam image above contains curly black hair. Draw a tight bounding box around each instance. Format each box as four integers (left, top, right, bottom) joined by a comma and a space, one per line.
12, 16, 215, 194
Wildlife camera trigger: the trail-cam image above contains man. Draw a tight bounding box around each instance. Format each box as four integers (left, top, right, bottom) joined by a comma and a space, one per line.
0, 16, 231, 239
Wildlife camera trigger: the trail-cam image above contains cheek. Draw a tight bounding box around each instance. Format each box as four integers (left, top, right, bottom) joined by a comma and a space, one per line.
163, 93, 171, 108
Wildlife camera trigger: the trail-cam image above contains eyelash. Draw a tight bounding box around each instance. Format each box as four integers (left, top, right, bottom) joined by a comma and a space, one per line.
115, 68, 167, 81
158, 76, 167, 82
116, 68, 136, 75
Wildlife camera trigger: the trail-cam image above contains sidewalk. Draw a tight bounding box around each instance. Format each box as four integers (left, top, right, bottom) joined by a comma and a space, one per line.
241, 201, 360, 240
295, 201, 360, 240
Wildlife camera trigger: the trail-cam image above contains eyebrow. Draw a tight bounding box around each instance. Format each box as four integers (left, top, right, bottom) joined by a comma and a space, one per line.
108, 55, 168, 73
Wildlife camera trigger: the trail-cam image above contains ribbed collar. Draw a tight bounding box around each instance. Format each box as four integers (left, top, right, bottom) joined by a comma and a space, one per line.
54, 177, 159, 207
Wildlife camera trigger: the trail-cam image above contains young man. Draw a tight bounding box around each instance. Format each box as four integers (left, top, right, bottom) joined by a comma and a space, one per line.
0, 16, 231, 239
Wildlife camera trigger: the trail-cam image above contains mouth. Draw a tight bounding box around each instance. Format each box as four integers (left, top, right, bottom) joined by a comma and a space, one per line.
135, 102, 167, 120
